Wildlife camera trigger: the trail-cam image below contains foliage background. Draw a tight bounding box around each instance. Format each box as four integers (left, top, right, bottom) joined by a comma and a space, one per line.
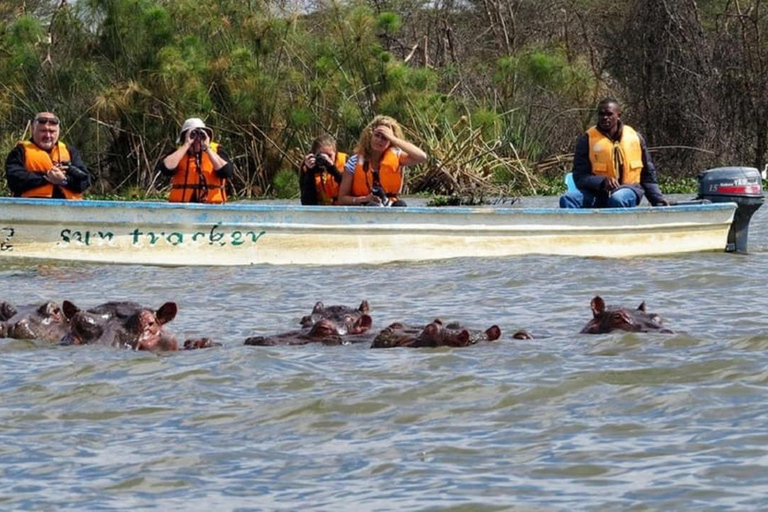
0, 0, 766, 199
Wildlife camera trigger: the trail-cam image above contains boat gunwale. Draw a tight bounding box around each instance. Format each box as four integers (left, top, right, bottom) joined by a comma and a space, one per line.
0, 196, 739, 217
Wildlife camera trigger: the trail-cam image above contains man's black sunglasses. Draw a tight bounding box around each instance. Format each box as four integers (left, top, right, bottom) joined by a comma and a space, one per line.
35, 117, 60, 126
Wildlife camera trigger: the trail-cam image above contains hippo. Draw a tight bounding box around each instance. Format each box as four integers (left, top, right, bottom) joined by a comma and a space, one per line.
0, 300, 70, 342
370, 319, 502, 348
61, 300, 181, 351
244, 317, 370, 346
580, 295, 673, 334
299, 300, 373, 335
183, 338, 219, 350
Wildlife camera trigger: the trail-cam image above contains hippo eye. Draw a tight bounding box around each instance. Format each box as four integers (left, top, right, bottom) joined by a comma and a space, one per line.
614, 312, 634, 326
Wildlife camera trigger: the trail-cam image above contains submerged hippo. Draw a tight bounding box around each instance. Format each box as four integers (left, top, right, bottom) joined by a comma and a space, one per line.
580, 296, 673, 334
61, 300, 181, 351
370, 319, 502, 348
244, 316, 374, 346
0, 300, 70, 342
299, 300, 373, 335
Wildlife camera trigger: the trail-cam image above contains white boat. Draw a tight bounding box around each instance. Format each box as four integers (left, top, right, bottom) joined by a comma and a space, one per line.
0, 197, 744, 266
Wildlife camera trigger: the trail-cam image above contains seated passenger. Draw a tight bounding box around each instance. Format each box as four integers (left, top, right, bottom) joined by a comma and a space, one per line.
300, 134, 348, 205
559, 98, 669, 208
337, 115, 427, 207
156, 118, 233, 204
5, 112, 91, 199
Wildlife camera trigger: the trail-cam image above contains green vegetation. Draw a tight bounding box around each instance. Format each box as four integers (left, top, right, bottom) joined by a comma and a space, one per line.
0, 0, 765, 200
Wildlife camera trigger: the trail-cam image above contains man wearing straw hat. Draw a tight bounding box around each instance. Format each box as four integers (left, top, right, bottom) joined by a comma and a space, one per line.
157, 118, 233, 203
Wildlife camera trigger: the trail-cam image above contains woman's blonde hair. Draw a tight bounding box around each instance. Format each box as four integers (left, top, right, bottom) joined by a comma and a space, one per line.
354, 115, 403, 162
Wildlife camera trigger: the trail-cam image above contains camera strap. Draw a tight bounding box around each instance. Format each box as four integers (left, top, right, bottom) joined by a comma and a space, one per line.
363, 161, 383, 189
193, 151, 209, 203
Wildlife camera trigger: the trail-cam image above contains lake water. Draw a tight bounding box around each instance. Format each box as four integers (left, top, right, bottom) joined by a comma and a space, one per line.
2, 196, 768, 510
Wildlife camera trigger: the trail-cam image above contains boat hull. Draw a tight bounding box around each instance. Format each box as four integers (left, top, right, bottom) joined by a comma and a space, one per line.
0, 198, 737, 266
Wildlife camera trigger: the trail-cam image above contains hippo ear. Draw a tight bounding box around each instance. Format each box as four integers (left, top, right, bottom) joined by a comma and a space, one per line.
637, 301, 647, 312
356, 314, 373, 332
312, 302, 324, 314
485, 325, 502, 341
155, 302, 178, 325
358, 300, 370, 314
38, 301, 58, 316
432, 318, 443, 326
62, 300, 80, 319
0, 301, 17, 320
590, 296, 606, 317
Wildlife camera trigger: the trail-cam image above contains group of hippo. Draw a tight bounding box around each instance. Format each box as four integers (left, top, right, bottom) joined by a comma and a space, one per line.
0, 295, 673, 352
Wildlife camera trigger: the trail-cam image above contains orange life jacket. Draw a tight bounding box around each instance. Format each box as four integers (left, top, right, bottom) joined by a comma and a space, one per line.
313, 152, 348, 205
587, 125, 643, 184
19, 140, 83, 199
168, 143, 226, 203
350, 148, 402, 200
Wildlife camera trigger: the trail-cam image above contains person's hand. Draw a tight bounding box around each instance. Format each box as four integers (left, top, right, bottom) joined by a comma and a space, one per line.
655, 198, 670, 207
365, 193, 382, 205
46, 165, 68, 185
373, 124, 395, 142
199, 131, 210, 152
604, 177, 620, 191
302, 153, 316, 171
184, 130, 195, 148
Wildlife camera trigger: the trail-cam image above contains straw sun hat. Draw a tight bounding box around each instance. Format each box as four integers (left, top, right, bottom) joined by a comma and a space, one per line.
176, 118, 213, 144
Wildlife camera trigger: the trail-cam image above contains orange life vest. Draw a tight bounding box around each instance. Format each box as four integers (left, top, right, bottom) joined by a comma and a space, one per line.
350, 148, 402, 199
19, 140, 83, 199
313, 152, 348, 205
587, 125, 643, 184
168, 143, 226, 203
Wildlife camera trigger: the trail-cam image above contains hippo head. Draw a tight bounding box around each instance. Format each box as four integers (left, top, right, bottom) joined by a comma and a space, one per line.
420, 320, 471, 347
62, 300, 179, 351
62, 300, 102, 345
420, 320, 502, 347
581, 296, 672, 334
370, 322, 422, 348
300, 300, 372, 335
183, 338, 219, 350
7, 301, 69, 342
123, 303, 179, 351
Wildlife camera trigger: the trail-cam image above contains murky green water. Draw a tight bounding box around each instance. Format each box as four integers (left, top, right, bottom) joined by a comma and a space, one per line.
2, 196, 768, 510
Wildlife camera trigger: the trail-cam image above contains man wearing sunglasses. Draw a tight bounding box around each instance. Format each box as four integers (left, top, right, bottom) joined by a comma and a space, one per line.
5, 112, 91, 199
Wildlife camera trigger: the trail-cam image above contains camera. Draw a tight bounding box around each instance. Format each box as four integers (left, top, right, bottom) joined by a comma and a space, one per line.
60, 161, 88, 180
190, 129, 206, 140
312, 153, 332, 171
371, 184, 390, 206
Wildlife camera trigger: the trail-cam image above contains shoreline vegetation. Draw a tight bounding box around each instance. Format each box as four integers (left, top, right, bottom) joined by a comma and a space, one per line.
0, 1, 765, 201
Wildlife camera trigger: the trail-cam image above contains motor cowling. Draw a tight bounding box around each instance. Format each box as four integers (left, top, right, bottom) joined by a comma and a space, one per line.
697, 167, 764, 253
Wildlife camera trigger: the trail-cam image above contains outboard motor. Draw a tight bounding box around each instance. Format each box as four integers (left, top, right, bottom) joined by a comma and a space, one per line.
697, 167, 764, 253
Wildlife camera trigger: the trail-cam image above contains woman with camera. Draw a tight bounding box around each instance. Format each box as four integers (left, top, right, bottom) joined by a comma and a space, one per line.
337, 115, 427, 207
300, 134, 348, 205
157, 118, 233, 204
